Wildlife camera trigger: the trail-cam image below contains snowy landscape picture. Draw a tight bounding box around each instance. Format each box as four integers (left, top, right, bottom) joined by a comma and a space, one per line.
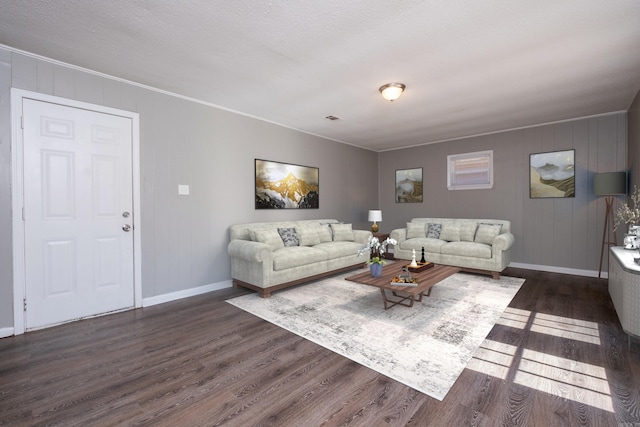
396, 168, 423, 203
529, 150, 575, 198
255, 159, 319, 209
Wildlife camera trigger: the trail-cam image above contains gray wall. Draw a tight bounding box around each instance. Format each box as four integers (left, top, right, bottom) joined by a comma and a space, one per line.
0, 50, 12, 329
0, 48, 378, 329
379, 114, 627, 274
1, 44, 637, 332
628, 90, 640, 187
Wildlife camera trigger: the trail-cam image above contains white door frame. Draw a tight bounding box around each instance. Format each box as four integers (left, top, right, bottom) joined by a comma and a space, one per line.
11, 88, 142, 335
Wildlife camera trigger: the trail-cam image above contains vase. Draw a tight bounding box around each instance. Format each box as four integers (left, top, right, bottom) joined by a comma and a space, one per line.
624, 224, 640, 250
370, 263, 383, 278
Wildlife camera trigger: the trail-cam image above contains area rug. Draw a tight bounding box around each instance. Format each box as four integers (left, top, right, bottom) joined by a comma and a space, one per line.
226, 272, 525, 400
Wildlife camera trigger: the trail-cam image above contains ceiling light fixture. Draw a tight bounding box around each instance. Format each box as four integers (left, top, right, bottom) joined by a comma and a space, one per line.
379, 83, 406, 101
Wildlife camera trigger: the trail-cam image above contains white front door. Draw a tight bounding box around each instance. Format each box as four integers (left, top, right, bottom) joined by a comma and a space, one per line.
22, 98, 135, 330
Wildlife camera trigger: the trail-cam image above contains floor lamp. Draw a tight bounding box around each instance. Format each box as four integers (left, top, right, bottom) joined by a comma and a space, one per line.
594, 172, 627, 278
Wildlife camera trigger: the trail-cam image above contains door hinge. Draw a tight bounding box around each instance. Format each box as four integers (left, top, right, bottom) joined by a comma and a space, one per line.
21, 115, 24, 129
23, 298, 27, 312
22, 207, 25, 221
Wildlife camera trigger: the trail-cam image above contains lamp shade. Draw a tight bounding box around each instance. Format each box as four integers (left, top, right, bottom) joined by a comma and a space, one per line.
368, 210, 382, 222
594, 172, 626, 196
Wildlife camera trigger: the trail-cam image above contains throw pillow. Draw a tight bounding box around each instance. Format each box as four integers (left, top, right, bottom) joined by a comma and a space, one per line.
277, 228, 299, 247
316, 224, 333, 243
253, 229, 285, 251
439, 224, 461, 242
475, 223, 502, 245
330, 223, 355, 241
460, 223, 478, 242
406, 222, 426, 239
320, 221, 337, 240
426, 223, 442, 239
296, 226, 321, 246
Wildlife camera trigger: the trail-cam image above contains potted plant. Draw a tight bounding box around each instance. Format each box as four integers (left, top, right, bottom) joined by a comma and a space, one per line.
357, 236, 397, 278
615, 185, 640, 232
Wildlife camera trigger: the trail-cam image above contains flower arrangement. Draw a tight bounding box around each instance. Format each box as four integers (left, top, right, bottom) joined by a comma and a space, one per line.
615, 185, 640, 231
357, 236, 398, 265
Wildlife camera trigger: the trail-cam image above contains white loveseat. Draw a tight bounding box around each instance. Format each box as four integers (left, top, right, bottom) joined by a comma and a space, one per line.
228, 219, 371, 297
390, 218, 514, 279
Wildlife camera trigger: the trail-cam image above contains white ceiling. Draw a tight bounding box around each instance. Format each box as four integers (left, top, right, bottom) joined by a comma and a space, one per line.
1, 1, 640, 151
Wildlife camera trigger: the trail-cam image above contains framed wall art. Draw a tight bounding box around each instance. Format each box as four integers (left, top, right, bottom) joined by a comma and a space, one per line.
395, 168, 423, 203
255, 159, 319, 209
529, 149, 575, 198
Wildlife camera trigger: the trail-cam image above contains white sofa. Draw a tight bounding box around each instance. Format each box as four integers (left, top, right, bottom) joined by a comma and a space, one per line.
228, 219, 371, 297
390, 218, 514, 279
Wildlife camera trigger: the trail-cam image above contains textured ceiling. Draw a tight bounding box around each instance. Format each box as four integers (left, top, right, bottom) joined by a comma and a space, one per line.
1, 1, 640, 151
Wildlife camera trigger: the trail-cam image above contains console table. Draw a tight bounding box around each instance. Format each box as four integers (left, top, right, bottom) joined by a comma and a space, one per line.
608, 247, 640, 349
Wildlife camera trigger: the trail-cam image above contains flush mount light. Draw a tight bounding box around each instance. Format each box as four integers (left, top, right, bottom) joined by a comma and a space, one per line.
379, 83, 406, 101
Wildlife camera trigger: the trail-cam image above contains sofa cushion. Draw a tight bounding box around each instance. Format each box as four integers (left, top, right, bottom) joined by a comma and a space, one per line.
399, 237, 446, 253
440, 241, 492, 259
439, 224, 461, 242
460, 223, 478, 242
331, 223, 355, 242
426, 223, 442, 239
296, 226, 321, 246
475, 223, 502, 245
278, 228, 299, 247
314, 241, 363, 260
317, 224, 333, 243
273, 246, 328, 271
406, 222, 426, 239
253, 229, 285, 251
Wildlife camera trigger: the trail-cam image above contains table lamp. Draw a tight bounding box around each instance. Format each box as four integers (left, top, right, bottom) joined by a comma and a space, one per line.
368, 210, 382, 233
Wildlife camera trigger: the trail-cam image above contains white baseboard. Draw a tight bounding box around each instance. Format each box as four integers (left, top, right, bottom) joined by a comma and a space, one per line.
509, 262, 606, 279
142, 280, 233, 307
0, 327, 15, 338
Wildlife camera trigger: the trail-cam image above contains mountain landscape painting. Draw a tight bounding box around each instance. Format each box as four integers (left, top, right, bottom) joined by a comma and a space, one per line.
529, 149, 575, 198
255, 159, 319, 209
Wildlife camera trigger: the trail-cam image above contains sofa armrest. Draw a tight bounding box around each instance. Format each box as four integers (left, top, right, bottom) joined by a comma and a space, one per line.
390, 228, 407, 243
493, 232, 515, 251
228, 239, 272, 263
353, 229, 373, 244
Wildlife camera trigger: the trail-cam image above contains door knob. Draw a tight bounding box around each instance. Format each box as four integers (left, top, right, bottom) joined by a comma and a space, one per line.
122, 224, 131, 232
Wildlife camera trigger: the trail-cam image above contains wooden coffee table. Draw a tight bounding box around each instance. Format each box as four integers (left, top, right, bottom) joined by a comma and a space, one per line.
345, 262, 461, 310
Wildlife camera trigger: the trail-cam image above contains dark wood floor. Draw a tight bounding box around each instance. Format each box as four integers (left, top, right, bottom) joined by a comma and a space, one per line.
1, 268, 639, 426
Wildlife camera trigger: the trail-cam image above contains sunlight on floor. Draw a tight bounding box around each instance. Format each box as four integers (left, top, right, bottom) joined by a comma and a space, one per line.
495, 307, 530, 329
467, 308, 614, 413
515, 348, 613, 412
466, 340, 518, 380
531, 313, 601, 345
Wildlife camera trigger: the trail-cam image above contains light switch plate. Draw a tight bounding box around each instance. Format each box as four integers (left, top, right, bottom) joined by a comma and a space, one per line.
178, 184, 190, 196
